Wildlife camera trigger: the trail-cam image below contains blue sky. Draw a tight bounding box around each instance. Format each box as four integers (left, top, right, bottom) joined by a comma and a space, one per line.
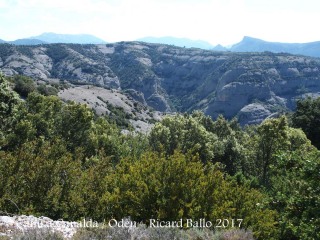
1, 0, 319, 46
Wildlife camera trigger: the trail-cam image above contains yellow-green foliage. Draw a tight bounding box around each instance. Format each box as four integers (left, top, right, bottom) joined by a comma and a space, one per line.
0, 74, 319, 240
101, 151, 278, 239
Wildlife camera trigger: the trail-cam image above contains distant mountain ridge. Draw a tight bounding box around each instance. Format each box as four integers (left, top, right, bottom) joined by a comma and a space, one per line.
137, 36, 214, 49
137, 36, 320, 58
0, 33, 107, 45
227, 36, 320, 58
10, 39, 47, 45
2, 34, 320, 57
30, 32, 107, 44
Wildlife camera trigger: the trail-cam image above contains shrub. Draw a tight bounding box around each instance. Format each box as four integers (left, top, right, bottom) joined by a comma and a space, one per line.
37, 84, 58, 96
11, 228, 64, 240
13, 75, 36, 98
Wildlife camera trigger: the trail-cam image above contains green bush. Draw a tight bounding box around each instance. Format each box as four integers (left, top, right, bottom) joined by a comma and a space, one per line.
37, 84, 59, 96
13, 75, 36, 98
101, 151, 278, 239
292, 97, 320, 149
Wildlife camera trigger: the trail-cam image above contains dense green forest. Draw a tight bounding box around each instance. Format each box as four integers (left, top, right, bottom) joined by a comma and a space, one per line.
0, 73, 319, 239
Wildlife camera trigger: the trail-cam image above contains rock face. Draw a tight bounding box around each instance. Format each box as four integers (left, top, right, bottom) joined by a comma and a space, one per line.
0, 215, 78, 239
1, 42, 320, 125
58, 85, 163, 132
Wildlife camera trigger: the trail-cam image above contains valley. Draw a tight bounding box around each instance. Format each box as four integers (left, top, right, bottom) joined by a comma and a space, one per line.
1, 42, 320, 125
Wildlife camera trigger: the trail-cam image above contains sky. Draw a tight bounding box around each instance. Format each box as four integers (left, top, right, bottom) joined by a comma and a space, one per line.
1, 0, 320, 46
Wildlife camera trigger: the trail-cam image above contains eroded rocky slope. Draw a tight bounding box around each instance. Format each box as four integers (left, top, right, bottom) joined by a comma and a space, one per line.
1, 42, 320, 124
58, 85, 163, 132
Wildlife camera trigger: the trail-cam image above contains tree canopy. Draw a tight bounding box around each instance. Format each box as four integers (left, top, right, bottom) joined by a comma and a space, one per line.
0, 74, 319, 240
292, 96, 320, 149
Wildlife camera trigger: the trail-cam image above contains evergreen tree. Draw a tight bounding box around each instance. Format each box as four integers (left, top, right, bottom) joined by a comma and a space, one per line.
292, 97, 320, 149
0, 73, 20, 147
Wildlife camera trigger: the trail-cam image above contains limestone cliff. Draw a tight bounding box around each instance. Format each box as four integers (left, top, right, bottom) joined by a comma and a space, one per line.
1, 42, 320, 125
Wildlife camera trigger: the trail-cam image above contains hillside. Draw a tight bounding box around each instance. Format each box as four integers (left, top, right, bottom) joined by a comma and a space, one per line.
1, 64, 319, 240
1, 42, 320, 124
58, 85, 163, 132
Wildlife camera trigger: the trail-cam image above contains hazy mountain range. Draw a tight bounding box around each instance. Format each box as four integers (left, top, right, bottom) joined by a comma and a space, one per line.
137, 36, 214, 49
1, 33, 320, 58
1, 33, 107, 45
138, 36, 320, 58
1, 42, 320, 125
228, 36, 320, 58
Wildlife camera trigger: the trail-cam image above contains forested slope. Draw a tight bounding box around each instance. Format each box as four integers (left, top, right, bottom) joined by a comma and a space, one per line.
1, 74, 319, 239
